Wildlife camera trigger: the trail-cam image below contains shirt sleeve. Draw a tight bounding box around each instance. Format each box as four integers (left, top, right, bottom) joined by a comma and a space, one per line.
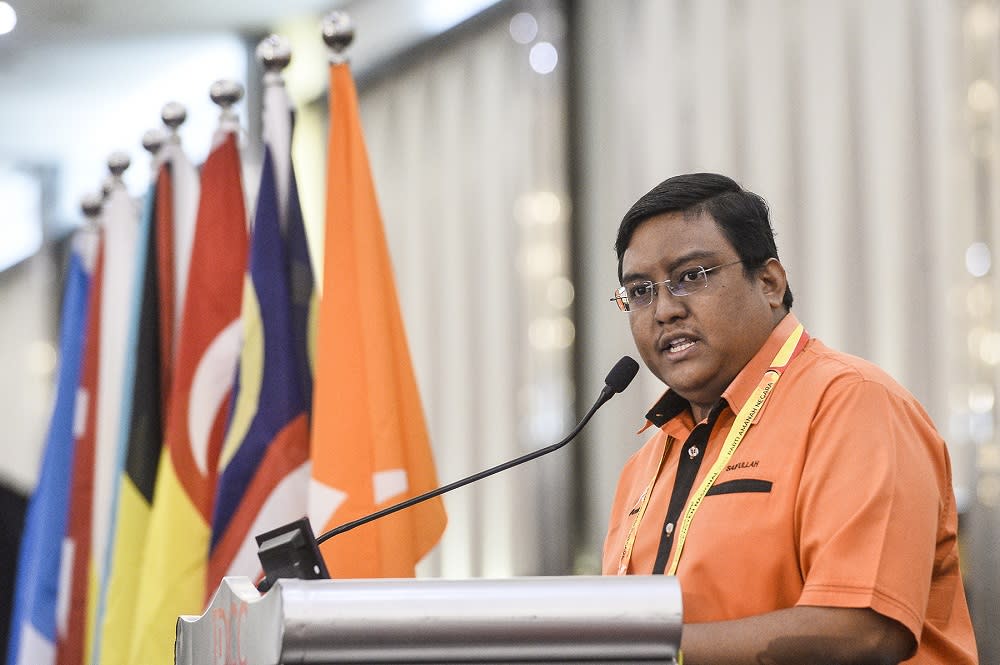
794, 374, 945, 641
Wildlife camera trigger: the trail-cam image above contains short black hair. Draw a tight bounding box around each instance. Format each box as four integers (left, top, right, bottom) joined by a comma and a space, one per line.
615, 172, 793, 310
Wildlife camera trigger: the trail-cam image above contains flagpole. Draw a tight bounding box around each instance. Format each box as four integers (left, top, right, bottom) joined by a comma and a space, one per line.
106, 151, 130, 187
257, 34, 291, 71
256, 34, 293, 231
209, 79, 244, 140
141, 127, 168, 176
161, 101, 187, 141
81, 191, 103, 228
141, 129, 165, 156
322, 10, 355, 62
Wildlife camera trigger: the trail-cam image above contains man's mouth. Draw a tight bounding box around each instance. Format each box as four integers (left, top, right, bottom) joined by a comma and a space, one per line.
665, 337, 696, 354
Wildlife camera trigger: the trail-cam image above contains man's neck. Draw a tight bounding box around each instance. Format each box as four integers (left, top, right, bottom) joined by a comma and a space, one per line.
689, 401, 717, 424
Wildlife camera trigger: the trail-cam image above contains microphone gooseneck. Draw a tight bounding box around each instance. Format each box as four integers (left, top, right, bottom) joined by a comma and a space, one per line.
314, 355, 640, 546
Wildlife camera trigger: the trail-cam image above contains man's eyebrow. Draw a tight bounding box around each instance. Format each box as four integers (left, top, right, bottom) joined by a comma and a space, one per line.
622, 250, 721, 284
620, 269, 648, 285
665, 250, 719, 273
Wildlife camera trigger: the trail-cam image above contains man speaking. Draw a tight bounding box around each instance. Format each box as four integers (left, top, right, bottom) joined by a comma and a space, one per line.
603, 173, 977, 664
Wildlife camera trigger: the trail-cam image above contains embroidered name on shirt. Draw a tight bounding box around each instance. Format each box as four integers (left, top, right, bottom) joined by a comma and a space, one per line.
724, 460, 759, 472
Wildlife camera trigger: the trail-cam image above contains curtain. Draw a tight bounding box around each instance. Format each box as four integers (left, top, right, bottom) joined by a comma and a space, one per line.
358, 3, 572, 577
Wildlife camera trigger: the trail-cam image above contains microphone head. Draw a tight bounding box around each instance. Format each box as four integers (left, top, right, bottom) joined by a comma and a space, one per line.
605, 356, 640, 394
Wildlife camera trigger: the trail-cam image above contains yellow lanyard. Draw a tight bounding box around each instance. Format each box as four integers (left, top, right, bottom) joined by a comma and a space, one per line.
617, 323, 807, 576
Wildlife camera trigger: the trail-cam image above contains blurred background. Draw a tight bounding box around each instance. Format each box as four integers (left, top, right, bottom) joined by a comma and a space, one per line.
1, 0, 997, 661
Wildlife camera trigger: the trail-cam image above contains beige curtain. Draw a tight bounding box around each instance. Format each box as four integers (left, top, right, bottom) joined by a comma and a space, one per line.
575, 0, 983, 559
574, 1, 997, 654
358, 4, 572, 577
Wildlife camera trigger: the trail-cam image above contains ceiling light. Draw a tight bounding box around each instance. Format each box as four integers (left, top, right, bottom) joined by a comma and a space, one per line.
0, 2, 17, 36
529, 42, 558, 75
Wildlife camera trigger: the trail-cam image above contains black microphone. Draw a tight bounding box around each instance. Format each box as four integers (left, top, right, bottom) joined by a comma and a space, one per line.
314, 355, 640, 545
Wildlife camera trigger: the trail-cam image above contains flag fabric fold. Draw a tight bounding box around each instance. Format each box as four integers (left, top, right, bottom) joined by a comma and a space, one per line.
309, 61, 446, 579
6, 229, 96, 665
56, 180, 139, 665
89, 186, 141, 646
207, 146, 311, 586
208, 76, 315, 586
92, 177, 162, 665
129, 131, 247, 665
95, 138, 199, 665
57, 234, 104, 665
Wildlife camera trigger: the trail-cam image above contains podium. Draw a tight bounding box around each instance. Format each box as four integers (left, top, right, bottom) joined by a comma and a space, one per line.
176, 575, 683, 664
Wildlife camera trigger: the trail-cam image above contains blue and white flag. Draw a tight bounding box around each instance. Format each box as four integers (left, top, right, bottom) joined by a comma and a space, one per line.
6, 228, 97, 665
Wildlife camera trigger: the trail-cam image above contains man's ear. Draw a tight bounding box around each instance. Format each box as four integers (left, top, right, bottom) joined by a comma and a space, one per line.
758, 258, 787, 309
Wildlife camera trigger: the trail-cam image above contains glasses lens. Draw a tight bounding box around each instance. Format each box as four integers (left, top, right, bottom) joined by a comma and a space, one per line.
629, 281, 655, 308
668, 268, 708, 296
613, 286, 630, 311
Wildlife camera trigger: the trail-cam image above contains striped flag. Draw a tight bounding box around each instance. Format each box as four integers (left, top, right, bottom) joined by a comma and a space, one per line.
95, 138, 198, 665
158, 138, 201, 371
129, 130, 247, 665
57, 177, 139, 665
57, 237, 103, 665
309, 60, 446, 578
89, 183, 141, 650
208, 71, 315, 589
6, 229, 96, 665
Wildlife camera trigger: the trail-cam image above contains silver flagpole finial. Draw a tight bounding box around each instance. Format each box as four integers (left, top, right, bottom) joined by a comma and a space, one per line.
107, 151, 131, 181
100, 175, 114, 199
161, 101, 187, 146
161, 101, 187, 131
210, 79, 245, 108
257, 34, 292, 73
141, 128, 168, 156
80, 192, 103, 226
321, 11, 354, 63
210, 79, 244, 131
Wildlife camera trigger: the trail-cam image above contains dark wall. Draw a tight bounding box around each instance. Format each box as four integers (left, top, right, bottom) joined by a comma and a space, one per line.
0, 483, 28, 660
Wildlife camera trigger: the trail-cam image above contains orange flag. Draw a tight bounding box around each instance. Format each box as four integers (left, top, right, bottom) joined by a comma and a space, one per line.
309, 61, 446, 578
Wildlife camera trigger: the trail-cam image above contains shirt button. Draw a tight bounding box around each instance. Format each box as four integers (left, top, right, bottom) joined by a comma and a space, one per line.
665, 522, 675, 536
688, 446, 700, 459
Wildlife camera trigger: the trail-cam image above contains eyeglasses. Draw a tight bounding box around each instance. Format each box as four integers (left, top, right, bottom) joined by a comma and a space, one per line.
611, 260, 744, 312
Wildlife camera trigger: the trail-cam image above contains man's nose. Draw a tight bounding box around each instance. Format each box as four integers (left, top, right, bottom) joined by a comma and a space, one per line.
652, 283, 687, 321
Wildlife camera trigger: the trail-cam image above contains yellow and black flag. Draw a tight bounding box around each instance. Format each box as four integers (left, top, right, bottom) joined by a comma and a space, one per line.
97, 141, 200, 665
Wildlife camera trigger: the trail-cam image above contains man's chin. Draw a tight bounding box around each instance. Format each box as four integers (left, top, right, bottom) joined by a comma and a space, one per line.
661, 372, 701, 397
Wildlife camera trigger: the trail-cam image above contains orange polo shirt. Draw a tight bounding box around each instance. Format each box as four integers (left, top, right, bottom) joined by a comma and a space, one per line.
603, 314, 977, 664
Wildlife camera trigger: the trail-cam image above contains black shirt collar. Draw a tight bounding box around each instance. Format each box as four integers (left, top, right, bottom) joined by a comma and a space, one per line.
644, 390, 727, 428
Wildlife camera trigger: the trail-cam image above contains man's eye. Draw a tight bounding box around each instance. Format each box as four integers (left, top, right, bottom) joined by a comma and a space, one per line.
678, 269, 702, 283
629, 283, 651, 298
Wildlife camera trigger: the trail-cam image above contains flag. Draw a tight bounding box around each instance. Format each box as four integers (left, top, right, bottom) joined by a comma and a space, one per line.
92, 176, 161, 665
56, 178, 139, 665
158, 138, 202, 371
129, 130, 247, 665
309, 61, 446, 579
56, 236, 103, 665
208, 74, 315, 588
87, 181, 140, 663
95, 138, 198, 665
91, 181, 141, 590
6, 229, 96, 665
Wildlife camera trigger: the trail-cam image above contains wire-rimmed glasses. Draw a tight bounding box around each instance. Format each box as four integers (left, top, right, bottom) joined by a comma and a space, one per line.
611, 260, 744, 312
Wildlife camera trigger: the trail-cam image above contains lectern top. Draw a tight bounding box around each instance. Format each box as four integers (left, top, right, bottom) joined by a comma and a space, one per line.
176, 575, 682, 664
